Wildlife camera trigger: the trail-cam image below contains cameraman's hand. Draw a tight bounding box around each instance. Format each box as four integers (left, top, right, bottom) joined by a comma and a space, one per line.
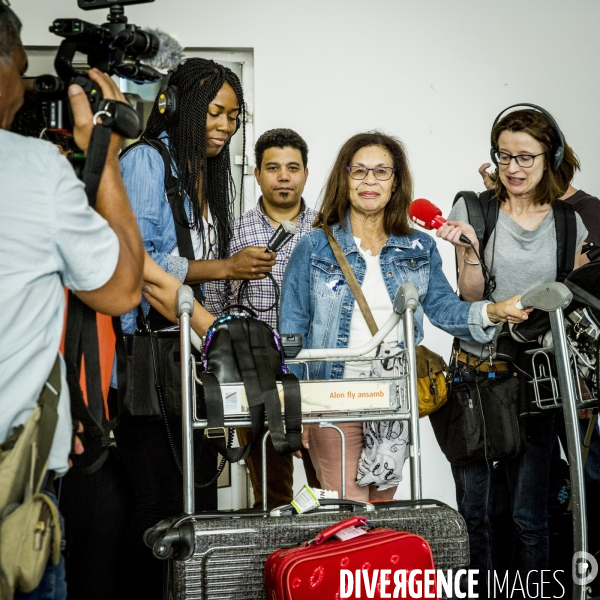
225, 246, 276, 280
68, 68, 127, 155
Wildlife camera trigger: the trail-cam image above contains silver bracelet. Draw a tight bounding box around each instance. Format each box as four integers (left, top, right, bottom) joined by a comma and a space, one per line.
463, 251, 480, 266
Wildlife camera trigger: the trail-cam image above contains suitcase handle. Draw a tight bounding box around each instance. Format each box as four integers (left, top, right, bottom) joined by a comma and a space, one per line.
314, 516, 369, 545
313, 499, 375, 512
367, 498, 448, 509
270, 499, 375, 517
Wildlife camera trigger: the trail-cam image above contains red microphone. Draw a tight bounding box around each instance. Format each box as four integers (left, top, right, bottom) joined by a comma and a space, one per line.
409, 198, 470, 244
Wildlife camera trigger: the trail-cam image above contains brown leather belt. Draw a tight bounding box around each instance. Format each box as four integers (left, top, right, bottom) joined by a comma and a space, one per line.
457, 351, 510, 373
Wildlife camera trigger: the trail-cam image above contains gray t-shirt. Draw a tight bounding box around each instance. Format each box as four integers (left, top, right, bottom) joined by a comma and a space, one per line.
448, 197, 588, 357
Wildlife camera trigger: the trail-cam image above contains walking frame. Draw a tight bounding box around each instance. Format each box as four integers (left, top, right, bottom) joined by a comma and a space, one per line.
176, 280, 592, 600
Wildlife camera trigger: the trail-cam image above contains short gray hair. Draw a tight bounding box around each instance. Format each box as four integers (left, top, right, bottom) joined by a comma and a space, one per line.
0, 3, 22, 64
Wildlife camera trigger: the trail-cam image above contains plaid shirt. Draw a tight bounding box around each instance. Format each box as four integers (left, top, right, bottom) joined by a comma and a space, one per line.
204, 198, 317, 330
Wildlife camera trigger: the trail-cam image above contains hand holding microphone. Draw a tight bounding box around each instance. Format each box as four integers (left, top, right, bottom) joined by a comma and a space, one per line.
224, 221, 296, 281
408, 198, 472, 245
409, 198, 497, 299
235, 221, 297, 316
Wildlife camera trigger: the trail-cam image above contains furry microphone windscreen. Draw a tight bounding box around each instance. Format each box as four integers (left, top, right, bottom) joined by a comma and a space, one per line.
144, 28, 185, 72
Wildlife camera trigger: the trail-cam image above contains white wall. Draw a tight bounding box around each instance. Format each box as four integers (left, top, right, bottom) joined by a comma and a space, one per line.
14, 0, 600, 506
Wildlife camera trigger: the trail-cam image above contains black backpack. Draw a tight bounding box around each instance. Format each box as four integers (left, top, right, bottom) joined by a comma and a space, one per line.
453, 189, 578, 285
200, 315, 302, 462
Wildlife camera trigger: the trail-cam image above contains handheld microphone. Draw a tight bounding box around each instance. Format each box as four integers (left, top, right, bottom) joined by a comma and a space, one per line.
266, 220, 297, 253
409, 198, 471, 244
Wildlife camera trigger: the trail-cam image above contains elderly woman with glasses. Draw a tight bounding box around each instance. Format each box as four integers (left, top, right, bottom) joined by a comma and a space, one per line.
436, 107, 588, 590
280, 131, 528, 502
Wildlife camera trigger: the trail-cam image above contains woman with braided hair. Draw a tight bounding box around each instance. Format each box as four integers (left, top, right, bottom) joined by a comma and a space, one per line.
110, 58, 276, 598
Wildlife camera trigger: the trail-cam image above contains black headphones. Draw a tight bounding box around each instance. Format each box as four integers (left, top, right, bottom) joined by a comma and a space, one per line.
490, 103, 565, 172
157, 65, 180, 125
157, 62, 243, 134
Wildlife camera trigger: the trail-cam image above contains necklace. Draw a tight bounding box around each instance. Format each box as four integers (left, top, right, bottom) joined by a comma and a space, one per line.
261, 203, 302, 226
360, 234, 387, 256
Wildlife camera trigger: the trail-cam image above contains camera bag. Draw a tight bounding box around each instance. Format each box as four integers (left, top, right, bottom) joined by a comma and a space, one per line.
0, 357, 62, 600
430, 372, 522, 465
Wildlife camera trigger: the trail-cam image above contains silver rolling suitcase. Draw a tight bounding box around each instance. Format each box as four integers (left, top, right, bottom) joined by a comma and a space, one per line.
146, 499, 468, 600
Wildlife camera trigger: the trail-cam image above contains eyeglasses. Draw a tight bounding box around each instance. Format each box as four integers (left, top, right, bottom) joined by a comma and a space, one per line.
347, 165, 396, 181
202, 222, 217, 260
494, 151, 544, 168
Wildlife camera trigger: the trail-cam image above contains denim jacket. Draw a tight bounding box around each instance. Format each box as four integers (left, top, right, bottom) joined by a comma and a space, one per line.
279, 215, 496, 381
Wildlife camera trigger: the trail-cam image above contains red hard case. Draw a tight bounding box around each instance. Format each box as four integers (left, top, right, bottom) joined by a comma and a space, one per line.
264, 516, 438, 600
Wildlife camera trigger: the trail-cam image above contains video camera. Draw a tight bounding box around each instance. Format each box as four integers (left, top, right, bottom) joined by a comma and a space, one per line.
35, 0, 159, 137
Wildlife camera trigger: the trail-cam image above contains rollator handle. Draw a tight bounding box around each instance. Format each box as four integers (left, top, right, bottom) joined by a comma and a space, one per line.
514, 282, 572, 312
177, 285, 195, 317
393, 282, 419, 315
178, 285, 203, 350
293, 284, 420, 361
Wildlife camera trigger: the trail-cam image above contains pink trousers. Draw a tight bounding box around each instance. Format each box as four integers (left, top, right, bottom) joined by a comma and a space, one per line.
307, 422, 397, 502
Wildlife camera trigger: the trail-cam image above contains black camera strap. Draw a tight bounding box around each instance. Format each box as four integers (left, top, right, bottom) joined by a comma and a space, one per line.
82, 99, 141, 208
62, 101, 142, 475
82, 123, 112, 209
64, 292, 114, 475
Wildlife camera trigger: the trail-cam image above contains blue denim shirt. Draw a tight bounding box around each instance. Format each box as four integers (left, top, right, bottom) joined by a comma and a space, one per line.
279, 216, 496, 381
119, 133, 193, 335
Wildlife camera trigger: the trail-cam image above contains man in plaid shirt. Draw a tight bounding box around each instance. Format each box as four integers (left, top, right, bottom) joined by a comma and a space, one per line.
206, 130, 316, 330
205, 129, 319, 508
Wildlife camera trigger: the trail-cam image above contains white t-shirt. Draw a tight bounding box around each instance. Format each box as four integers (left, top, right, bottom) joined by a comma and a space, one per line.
0, 131, 119, 474
343, 240, 398, 379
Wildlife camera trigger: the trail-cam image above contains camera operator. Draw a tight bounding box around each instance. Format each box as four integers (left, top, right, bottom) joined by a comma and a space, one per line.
0, 5, 143, 598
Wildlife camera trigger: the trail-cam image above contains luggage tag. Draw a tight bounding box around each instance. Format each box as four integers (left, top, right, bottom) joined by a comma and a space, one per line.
333, 525, 368, 541
291, 485, 320, 514
488, 345, 496, 378
290, 485, 339, 514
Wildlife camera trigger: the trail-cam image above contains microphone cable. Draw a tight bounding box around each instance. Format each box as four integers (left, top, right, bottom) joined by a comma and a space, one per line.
229, 220, 297, 329
235, 272, 281, 327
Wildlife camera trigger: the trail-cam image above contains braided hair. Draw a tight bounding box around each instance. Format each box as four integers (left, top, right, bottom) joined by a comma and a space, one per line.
144, 58, 246, 258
